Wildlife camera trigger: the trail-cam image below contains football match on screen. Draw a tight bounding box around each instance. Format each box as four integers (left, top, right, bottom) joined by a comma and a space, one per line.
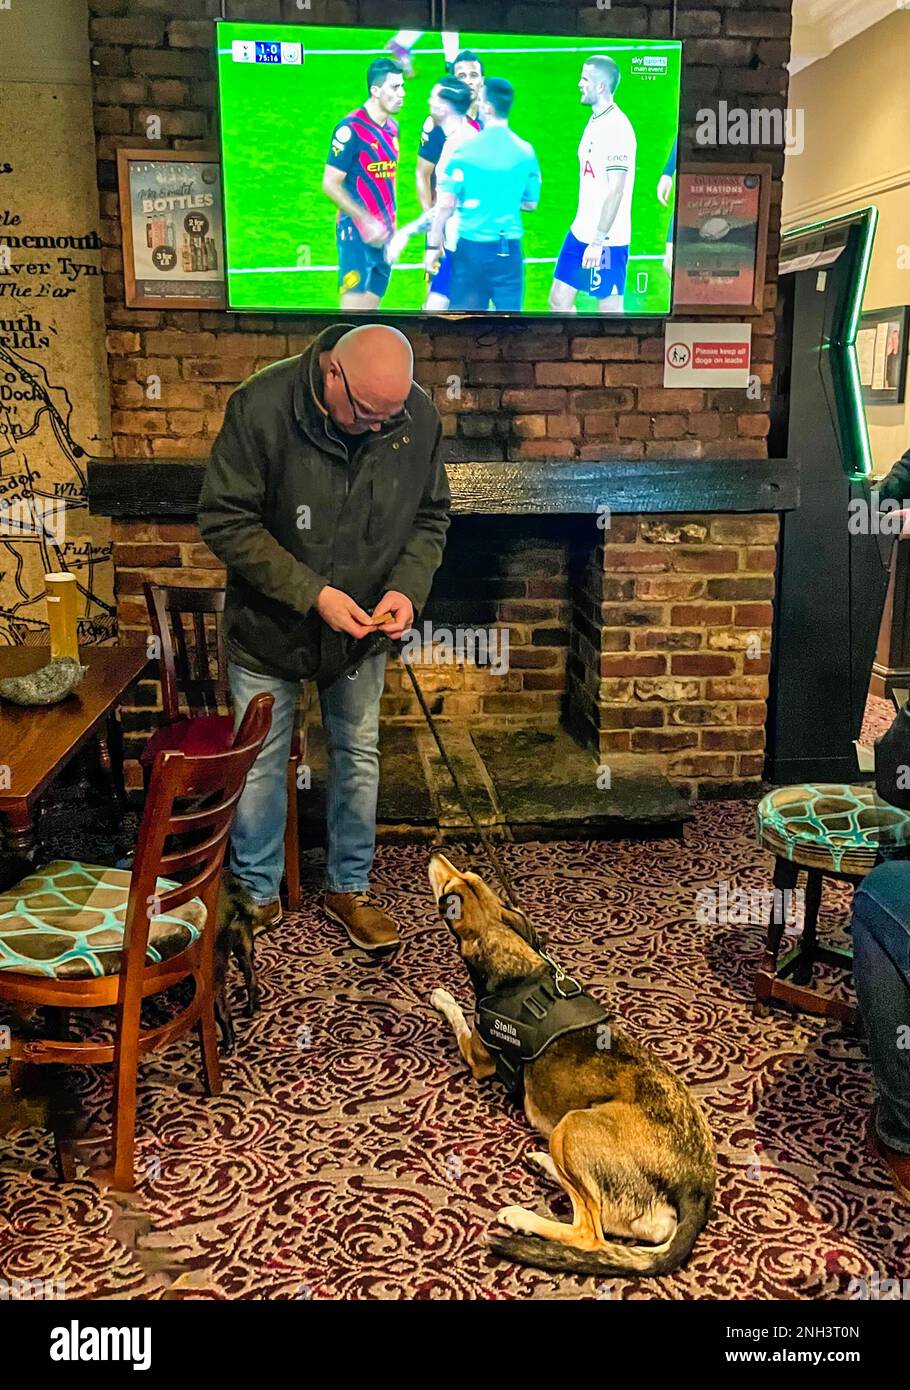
216, 24, 682, 318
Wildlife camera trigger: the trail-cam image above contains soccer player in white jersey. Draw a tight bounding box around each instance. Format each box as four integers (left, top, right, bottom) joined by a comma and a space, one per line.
549, 55, 637, 315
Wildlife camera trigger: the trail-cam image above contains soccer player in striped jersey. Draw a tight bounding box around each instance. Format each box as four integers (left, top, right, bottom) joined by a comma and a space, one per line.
322, 58, 405, 310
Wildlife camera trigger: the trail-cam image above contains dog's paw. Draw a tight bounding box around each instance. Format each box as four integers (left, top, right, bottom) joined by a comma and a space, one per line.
526, 1151, 559, 1182
430, 987, 458, 1015
496, 1204, 533, 1233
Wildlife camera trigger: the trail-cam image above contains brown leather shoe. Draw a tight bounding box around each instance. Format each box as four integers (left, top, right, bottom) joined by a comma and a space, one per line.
250, 899, 283, 937
323, 892, 400, 954
867, 1108, 910, 1206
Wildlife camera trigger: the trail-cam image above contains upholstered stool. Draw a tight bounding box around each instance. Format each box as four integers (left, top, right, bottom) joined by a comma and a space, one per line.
754, 784, 910, 1022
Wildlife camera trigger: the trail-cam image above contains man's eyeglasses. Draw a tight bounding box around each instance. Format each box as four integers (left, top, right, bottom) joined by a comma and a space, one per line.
334, 359, 390, 426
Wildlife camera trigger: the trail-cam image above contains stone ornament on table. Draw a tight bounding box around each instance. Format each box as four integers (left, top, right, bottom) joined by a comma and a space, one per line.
0, 657, 88, 707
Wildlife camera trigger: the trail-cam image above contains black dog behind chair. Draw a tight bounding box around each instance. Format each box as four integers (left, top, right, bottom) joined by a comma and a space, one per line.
213, 872, 262, 1054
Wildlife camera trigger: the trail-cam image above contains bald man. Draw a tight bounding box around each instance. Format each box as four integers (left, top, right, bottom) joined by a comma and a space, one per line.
199, 323, 450, 953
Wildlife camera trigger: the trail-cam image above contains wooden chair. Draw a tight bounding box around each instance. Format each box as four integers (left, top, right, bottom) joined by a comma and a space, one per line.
754, 782, 910, 1023
142, 583, 301, 909
0, 692, 273, 1190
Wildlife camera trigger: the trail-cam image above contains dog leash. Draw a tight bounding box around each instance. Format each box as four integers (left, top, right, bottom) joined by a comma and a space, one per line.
400, 657, 521, 913
341, 630, 521, 913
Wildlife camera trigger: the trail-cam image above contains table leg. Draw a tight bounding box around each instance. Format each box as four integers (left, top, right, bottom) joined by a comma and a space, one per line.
107, 712, 128, 808
95, 720, 126, 823
5, 810, 36, 859
1, 808, 38, 888
95, 716, 134, 862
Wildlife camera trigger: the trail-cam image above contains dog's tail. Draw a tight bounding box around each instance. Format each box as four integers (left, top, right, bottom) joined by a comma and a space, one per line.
488, 1188, 711, 1279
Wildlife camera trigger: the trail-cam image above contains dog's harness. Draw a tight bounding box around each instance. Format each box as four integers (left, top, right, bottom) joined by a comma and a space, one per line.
475, 951, 608, 1099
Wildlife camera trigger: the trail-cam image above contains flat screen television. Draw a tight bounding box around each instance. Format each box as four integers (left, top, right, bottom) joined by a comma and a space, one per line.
215, 22, 682, 318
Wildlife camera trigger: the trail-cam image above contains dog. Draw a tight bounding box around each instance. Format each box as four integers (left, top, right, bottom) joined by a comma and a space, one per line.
427, 853, 717, 1277
213, 871, 261, 1054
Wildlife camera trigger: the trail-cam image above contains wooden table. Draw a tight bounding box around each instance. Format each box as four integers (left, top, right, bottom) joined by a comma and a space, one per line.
0, 645, 149, 863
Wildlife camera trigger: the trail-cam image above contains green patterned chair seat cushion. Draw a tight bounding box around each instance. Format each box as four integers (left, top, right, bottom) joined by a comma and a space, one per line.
0, 860, 207, 981
757, 783, 910, 875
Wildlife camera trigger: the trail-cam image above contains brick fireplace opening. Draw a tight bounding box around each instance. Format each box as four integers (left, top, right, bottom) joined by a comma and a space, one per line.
90, 455, 794, 838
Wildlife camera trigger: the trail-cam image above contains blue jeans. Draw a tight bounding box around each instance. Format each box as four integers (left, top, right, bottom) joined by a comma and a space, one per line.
852, 860, 910, 1154
228, 653, 387, 905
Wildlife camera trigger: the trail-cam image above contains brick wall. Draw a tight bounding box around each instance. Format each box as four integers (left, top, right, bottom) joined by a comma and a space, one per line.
88, 0, 792, 796
568, 513, 775, 792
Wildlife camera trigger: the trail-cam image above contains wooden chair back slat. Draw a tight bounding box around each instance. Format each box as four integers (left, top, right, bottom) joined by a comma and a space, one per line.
157, 812, 238, 881
144, 582, 229, 721
165, 796, 241, 839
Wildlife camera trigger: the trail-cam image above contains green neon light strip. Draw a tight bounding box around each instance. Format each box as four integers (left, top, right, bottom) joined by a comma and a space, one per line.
784, 205, 878, 479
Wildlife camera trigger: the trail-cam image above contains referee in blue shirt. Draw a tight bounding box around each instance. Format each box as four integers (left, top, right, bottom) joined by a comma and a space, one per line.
432, 78, 541, 312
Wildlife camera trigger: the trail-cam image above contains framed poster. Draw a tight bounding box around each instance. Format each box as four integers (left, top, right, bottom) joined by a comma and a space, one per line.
673, 164, 771, 315
856, 306, 909, 405
117, 148, 225, 309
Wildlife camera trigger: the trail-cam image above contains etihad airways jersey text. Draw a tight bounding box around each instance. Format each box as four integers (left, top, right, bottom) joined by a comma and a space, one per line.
326, 108, 399, 233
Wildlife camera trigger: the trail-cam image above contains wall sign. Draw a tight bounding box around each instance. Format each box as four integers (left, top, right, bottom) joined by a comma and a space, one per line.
664, 322, 752, 388
117, 149, 225, 310
673, 164, 771, 316
856, 305, 909, 405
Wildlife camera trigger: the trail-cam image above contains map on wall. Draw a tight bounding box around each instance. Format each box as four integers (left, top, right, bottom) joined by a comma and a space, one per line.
0, 83, 114, 647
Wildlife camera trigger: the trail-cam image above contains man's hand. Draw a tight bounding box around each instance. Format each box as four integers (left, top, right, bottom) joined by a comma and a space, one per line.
372, 590, 414, 640
315, 586, 375, 638
424, 246, 442, 276
385, 227, 411, 264
582, 240, 605, 270
877, 452, 910, 504
356, 214, 389, 247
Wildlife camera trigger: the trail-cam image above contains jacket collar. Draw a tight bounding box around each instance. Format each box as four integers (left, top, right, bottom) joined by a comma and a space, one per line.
293, 323, 411, 449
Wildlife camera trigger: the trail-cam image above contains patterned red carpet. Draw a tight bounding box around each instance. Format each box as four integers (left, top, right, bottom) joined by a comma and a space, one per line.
861, 693, 895, 747
1, 798, 908, 1301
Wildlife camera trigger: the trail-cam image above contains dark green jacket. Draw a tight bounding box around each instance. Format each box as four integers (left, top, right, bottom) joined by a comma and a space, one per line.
198, 324, 451, 684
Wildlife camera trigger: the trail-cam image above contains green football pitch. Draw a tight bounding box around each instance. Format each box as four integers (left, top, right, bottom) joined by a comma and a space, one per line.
216, 24, 681, 316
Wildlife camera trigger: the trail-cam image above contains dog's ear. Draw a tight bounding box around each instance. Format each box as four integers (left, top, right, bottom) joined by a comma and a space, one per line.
500, 905, 539, 949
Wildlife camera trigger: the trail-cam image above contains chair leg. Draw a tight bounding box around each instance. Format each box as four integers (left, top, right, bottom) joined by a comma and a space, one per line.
284, 751, 302, 911
109, 1042, 139, 1192
792, 869, 823, 986
108, 987, 144, 1191
754, 856, 799, 1013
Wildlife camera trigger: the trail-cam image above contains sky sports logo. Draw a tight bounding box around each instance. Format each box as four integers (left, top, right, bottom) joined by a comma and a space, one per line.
631, 55, 668, 74
50, 1321, 151, 1371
